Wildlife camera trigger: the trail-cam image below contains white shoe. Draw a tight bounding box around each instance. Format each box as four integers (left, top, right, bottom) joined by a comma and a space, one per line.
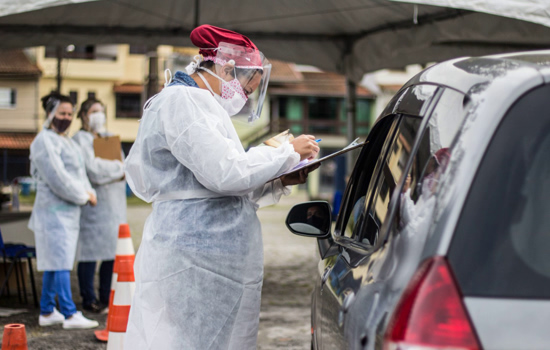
39, 308, 65, 326
62, 311, 99, 329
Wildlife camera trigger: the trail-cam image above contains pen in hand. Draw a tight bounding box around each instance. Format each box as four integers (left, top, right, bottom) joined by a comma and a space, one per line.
315, 138, 322, 143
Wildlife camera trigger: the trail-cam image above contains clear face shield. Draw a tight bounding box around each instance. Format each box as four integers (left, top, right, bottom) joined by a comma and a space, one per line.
199, 42, 272, 123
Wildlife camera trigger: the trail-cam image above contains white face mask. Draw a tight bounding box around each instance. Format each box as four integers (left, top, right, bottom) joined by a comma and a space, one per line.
89, 111, 106, 133
198, 68, 248, 117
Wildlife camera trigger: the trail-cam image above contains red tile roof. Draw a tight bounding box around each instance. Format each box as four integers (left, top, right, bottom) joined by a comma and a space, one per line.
113, 84, 143, 94
270, 59, 303, 83
0, 50, 41, 77
0, 133, 36, 150
269, 71, 374, 98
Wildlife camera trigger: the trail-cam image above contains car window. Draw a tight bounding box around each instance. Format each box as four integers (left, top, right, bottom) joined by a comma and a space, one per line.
339, 84, 440, 246
339, 116, 398, 240
379, 88, 469, 243
394, 84, 438, 117
449, 83, 550, 299
358, 116, 422, 246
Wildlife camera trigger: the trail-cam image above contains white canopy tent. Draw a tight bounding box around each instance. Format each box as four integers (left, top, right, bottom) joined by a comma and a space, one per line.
0, 0, 549, 79
395, 0, 550, 28
0, 0, 549, 169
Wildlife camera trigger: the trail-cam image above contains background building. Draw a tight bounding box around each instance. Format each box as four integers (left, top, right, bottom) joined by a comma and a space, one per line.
268, 60, 376, 200
0, 45, 417, 204
0, 49, 41, 184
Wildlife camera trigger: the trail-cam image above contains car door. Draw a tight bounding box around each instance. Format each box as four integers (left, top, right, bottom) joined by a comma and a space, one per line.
317, 114, 399, 350
346, 87, 470, 350
317, 84, 440, 349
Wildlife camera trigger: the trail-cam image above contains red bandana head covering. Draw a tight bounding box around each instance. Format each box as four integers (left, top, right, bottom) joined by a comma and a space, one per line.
190, 24, 263, 69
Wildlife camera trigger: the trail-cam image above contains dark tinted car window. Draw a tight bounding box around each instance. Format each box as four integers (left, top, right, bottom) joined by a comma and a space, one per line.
340, 117, 397, 240
449, 83, 550, 299
359, 116, 422, 245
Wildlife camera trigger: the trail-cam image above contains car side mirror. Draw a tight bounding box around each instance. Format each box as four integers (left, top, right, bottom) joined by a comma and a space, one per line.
286, 201, 331, 238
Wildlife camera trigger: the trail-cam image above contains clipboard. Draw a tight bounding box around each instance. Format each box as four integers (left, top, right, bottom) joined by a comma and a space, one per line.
93, 135, 122, 161
270, 138, 367, 181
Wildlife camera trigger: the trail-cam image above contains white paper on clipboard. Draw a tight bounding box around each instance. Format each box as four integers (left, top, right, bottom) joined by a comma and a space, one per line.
270, 138, 367, 181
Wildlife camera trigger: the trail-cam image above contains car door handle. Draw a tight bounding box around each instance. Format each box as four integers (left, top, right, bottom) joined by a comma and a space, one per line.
321, 267, 331, 285
338, 291, 355, 327
342, 291, 355, 313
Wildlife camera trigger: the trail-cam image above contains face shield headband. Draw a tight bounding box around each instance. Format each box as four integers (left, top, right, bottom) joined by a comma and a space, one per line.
185, 42, 272, 123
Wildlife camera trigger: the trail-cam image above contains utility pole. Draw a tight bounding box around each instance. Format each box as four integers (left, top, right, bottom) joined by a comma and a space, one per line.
344, 41, 357, 176
146, 47, 159, 100
56, 46, 63, 93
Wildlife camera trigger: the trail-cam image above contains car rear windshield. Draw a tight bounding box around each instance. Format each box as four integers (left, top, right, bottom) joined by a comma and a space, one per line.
449, 83, 550, 299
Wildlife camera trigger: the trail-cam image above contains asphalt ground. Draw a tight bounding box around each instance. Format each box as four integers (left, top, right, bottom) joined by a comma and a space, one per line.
0, 191, 319, 349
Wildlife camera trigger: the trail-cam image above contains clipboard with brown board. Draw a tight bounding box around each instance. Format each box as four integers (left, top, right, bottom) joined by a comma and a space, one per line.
269, 137, 367, 182
93, 135, 122, 161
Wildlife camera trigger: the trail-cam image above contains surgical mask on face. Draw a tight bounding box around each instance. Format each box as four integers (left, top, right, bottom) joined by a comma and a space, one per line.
89, 112, 106, 133
52, 117, 72, 133
197, 68, 248, 117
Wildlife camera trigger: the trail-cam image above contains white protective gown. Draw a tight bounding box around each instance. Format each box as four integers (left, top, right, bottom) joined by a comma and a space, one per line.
124, 83, 300, 350
72, 130, 127, 262
28, 129, 95, 271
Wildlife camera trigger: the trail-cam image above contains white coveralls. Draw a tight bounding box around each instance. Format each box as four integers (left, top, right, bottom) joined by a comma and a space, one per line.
28, 129, 95, 271
72, 130, 126, 261
124, 83, 300, 350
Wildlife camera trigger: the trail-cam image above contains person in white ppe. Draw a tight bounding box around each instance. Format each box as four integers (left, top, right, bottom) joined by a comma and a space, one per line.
28, 92, 100, 329
73, 98, 126, 313
124, 24, 320, 350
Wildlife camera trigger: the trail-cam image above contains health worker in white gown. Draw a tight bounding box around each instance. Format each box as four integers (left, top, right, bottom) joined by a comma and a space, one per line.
29, 92, 100, 329
123, 25, 320, 350
73, 98, 126, 313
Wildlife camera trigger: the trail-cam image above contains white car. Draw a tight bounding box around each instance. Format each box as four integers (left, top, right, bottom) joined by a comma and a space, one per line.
286, 50, 550, 350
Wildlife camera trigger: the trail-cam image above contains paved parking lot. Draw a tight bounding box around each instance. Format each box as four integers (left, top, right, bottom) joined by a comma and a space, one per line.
0, 191, 319, 349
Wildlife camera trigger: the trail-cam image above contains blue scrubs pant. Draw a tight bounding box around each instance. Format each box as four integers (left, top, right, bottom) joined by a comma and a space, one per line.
40, 270, 77, 318
77, 260, 114, 306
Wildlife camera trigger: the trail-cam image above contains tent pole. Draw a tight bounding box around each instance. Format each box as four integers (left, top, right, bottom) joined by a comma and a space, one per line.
345, 77, 357, 176
3, 149, 8, 184
56, 46, 62, 93
194, 0, 200, 28
146, 47, 159, 100
344, 40, 357, 176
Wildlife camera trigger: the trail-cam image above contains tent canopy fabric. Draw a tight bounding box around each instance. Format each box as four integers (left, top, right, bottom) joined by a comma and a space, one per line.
394, 0, 550, 28
0, 0, 549, 80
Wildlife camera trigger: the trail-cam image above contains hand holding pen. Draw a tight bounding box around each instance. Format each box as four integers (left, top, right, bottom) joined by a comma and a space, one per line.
290, 135, 320, 160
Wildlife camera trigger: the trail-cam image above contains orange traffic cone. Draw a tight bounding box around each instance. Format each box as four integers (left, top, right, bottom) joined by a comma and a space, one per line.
95, 224, 135, 342
106, 256, 136, 350
2, 324, 27, 350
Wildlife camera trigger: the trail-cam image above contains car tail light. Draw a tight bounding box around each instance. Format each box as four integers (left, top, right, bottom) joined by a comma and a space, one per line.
383, 256, 481, 350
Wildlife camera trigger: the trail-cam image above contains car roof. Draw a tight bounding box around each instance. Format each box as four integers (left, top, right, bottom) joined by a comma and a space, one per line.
401, 49, 550, 96
418, 51, 550, 259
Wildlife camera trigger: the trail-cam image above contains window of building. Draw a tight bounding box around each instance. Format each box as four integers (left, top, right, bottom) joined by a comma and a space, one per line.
88, 92, 96, 100
116, 93, 142, 119
129, 45, 149, 55
69, 91, 78, 105
0, 88, 16, 108
45, 45, 117, 60
278, 97, 288, 119
279, 97, 303, 135
308, 97, 338, 134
